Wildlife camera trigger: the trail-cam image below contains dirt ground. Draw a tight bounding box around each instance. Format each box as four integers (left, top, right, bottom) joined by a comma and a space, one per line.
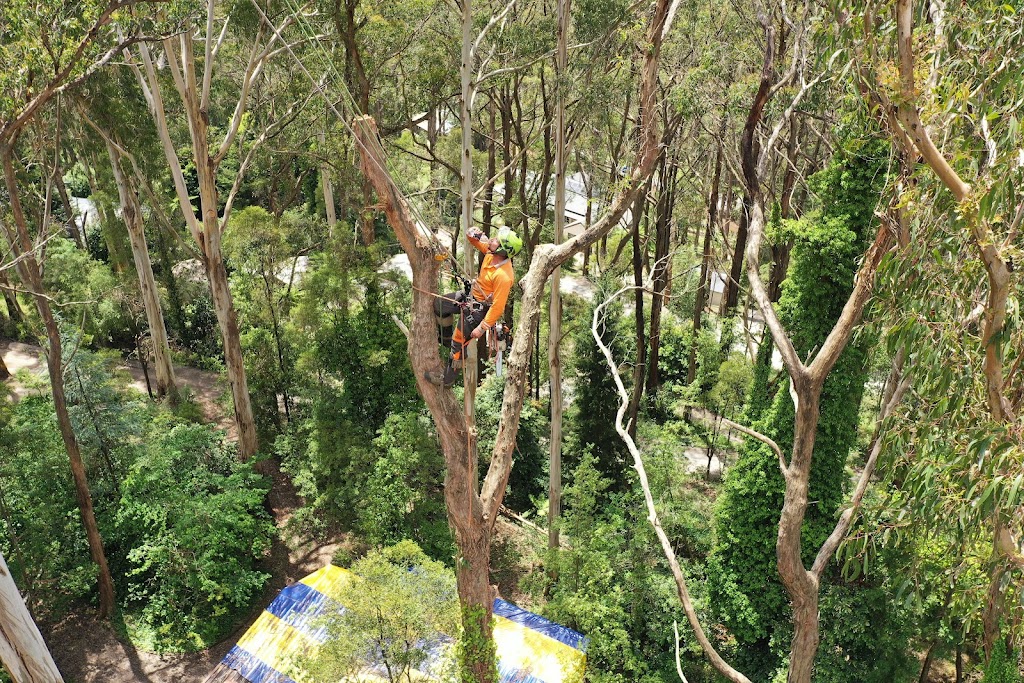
1, 340, 343, 683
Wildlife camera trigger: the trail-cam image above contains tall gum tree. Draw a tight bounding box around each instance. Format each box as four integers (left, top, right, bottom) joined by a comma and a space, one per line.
79, 111, 180, 403
352, 0, 670, 676
0, 549, 63, 683
129, 3, 299, 461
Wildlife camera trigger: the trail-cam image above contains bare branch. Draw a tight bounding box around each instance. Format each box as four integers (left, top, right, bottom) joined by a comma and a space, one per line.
691, 408, 788, 474
593, 284, 752, 683
811, 372, 911, 576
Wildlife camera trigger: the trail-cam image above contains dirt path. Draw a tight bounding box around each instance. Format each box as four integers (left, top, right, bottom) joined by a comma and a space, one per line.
0, 339, 343, 683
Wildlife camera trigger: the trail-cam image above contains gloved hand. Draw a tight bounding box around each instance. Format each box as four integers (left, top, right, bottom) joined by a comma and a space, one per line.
471, 325, 485, 340
467, 227, 485, 241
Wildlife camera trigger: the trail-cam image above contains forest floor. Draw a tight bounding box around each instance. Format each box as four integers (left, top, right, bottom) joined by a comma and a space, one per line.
0, 339, 345, 683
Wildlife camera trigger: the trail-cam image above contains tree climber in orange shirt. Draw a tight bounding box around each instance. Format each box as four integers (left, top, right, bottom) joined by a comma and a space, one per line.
426, 226, 523, 387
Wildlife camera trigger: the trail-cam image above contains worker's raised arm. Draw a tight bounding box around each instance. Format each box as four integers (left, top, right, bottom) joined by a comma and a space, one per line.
467, 228, 489, 254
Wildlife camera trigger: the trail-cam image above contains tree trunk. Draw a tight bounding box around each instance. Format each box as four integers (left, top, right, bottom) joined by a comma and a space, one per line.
779, 386, 822, 683
767, 116, 800, 302
0, 354, 9, 380
0, 271, 24, 330
206, 252, 260, 461
482, 100, 497, 235
2, 146, 116, 619
137, 35, 260, 461
647, 153, 674, 395
52, 155, 86, 250
722, 194, 749, 315
626, 190, 648, 438
689, 134, 722, 383
104, 138, 179, 403
548, 0, 570, 552
320, 125, 337, 238
0, 550, 64, 683
460, 0, 480, 421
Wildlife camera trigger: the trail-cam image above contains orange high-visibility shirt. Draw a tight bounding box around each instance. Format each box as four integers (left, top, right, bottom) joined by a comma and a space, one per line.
468, 234, 514, 329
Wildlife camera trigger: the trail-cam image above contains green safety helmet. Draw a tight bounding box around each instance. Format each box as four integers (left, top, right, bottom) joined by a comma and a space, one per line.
497, 227, 523, 256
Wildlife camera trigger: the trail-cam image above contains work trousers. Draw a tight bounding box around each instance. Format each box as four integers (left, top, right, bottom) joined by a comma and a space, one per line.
434, 291, 490, 362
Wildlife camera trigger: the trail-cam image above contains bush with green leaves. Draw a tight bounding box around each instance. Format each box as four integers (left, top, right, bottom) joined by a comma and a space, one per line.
0, 394, 98, 618
536, 449, 708, 683
308, 541, 459, 683
278, 253, 427, 541
475, 373, 548, 512
113, 415, 273, 651
566, 278, 630, 490
354, 411, 452, 560
983, 640, 1022, 683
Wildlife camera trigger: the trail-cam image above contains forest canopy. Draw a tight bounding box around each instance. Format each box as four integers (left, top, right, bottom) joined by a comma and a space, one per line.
0, 0, 1022, 682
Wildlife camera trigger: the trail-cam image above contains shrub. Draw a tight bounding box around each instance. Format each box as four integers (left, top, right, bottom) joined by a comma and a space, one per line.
114, 417, 273, 651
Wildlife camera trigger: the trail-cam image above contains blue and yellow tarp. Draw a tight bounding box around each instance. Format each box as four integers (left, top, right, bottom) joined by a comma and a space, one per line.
215, 565, 587, 683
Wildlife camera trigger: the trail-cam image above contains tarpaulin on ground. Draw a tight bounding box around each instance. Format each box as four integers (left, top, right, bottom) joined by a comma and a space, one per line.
214, 564, 587, 683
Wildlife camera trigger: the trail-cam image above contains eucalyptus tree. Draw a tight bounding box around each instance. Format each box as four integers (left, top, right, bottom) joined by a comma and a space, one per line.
0, 549, 63, 683
845, 0, 1024, 660
0, 0, 188, 620
353, 0, 670, 677
128, 1, 312, 461
72, 73, 180, 403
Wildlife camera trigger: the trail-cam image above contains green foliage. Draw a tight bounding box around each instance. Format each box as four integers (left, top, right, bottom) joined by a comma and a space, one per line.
983, 640, 1022, 683
475, 374, 548, 512
707, 139, 892, 678
114, 416, 272, 652
354, 411, 452, 560
457, 603, 499, 683
567, 278, 629, 490
41, 237, 131, 345
535, 449, 705, 683
654, 316, 691, 387
310, 541, 458, 683
279, 253, 438, 549
813, 580, 918, 683
709, 353, 752, 418
0, 395, 97, 617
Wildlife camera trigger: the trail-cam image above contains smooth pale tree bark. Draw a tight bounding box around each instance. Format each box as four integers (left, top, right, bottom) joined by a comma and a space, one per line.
0, 550, 63, 683
547, 0, 570, 552
459, 0, 480, 419
320, 125, 338, 238
131, 7, 293, 461
101, 135, 179, 403
0, 146, 116, 619
351, 0, 668, 674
